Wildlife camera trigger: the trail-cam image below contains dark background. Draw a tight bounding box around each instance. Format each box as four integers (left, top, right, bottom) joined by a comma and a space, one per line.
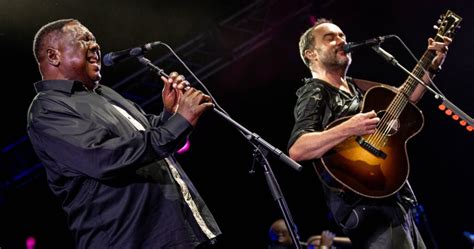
1, 0, 473, 248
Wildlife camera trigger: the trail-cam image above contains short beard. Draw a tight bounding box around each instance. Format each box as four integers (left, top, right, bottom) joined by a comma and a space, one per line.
323, 55, 350, 72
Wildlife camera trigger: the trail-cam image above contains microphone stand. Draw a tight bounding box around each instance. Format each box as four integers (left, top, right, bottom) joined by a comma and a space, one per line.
137, 56, 304, 249
372, 45, 472, 248
372, 46, 473, 127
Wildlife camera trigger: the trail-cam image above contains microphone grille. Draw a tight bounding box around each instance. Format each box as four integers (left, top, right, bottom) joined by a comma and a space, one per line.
342, 43, 353, 53
102, 53, 114, 67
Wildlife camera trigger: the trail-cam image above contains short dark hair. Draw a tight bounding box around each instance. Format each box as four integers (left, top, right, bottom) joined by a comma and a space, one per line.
298, 18, 333, 67
32, 18, 77, 63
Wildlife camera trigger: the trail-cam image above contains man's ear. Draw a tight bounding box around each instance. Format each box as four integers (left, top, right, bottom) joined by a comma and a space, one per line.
304, 49, 317, 62
46, 48, 60, 67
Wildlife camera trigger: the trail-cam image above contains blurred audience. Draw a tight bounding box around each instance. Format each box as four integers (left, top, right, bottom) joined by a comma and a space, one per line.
268, 219, 351, 249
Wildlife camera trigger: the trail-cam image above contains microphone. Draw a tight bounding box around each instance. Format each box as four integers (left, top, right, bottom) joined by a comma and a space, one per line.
102, 41, 161, 66
343, 35, 395, 53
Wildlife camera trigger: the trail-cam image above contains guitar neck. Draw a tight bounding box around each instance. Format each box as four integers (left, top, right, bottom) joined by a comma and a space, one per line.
399, 49, 436, 97
385, 8, 461, 121
382, 48, 435, 123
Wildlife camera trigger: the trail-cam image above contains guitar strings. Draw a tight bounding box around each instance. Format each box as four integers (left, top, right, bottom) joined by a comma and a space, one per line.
367, 50, 435, 149
375, 51, 434, 147
368, 86, 407, 147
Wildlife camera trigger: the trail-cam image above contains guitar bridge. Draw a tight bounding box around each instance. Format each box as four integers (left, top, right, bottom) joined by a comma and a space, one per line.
356, 136, 387, 159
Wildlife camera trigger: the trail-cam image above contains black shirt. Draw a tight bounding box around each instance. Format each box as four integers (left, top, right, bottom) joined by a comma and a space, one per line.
288, 78, 421, 248
288, 77, 364, 149
27, 80, 220, 248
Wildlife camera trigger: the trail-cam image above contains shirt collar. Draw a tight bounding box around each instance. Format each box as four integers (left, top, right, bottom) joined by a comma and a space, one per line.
34, 80, 101, 93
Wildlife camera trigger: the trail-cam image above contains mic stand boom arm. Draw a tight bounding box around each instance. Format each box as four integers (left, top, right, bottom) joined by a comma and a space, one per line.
372, 46, 473, 127
137, 56, 304, 249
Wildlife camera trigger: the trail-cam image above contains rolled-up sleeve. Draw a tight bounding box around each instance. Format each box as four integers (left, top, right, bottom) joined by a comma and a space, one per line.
288, 83, 328, 150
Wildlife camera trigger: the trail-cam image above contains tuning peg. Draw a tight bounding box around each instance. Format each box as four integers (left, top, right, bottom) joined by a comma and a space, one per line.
433, 25, 439, 30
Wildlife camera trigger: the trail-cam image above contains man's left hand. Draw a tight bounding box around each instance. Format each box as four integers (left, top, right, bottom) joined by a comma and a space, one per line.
161, 71, 190, 113
428, 36, 452, 72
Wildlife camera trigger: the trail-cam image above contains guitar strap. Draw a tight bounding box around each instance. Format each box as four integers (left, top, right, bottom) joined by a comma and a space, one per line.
352, 78, 384, 92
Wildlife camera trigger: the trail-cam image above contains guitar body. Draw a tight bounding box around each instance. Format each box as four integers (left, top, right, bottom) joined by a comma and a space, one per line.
318, 86, 424, 198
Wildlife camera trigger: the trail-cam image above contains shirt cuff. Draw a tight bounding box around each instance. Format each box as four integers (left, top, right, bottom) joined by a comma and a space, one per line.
160, 108, 174, 122
161, 112, 193, 139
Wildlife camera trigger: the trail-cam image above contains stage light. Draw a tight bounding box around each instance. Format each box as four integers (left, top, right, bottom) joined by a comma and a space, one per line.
177, 139, 191, 154
437, 103, 473, 132
26, 236, 36, 249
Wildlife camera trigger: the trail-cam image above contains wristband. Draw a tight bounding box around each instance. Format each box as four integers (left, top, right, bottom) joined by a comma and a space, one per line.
428, 65, 441, 75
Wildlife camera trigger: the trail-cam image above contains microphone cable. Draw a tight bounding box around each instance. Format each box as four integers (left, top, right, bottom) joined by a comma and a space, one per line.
155, 42, 229, 115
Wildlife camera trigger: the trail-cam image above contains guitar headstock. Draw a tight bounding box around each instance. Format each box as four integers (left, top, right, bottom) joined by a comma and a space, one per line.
433, 10, 462, 41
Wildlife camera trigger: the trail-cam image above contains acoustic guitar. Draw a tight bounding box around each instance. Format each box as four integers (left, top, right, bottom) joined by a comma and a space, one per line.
317, 10, 462, 198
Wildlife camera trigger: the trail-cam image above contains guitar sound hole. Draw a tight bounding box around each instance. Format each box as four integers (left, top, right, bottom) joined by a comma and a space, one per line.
377, 111, 400, 136
386, 119, 400, 136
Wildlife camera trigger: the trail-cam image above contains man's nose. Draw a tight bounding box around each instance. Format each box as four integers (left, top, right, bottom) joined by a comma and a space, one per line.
336, 35, 346, 45
89, 41, 100, 50
90, 42, 101, 54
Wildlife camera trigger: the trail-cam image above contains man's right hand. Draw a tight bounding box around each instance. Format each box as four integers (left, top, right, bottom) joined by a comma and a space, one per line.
320, 230, 336, 247
344, 110, 380, 136
176, 88, 213, 126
